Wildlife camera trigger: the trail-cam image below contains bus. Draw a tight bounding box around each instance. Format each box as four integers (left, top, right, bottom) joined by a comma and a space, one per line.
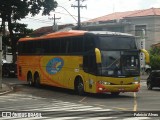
17, 30, 149, 95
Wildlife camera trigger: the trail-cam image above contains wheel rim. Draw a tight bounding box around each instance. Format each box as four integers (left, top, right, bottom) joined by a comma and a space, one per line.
147, 82, 152, 90
29, 79, 32, 85
78, 83, 83, 93
27, 74, 33, 86
35, 75, 40, 87
6, 73, 9, 77
76, 80, 84, 95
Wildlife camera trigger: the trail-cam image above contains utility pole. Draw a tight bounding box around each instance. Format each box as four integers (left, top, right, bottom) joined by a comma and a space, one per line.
49, 14, 61, 31
0, 33, 2, 89
71, 0, 87, 30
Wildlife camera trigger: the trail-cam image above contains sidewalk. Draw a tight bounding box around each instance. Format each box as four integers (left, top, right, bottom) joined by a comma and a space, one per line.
0, 83, 13, 95
140, 74, 149, 80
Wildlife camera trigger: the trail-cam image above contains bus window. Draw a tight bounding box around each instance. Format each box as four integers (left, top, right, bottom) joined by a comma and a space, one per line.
51, 39, 61, 54
35, 40, 44, 54
60, 38, 68, 54
83, 50, 97, 74
84, 35, 95, 52
98, 36, 137, 50
72, 36, 83, 53
42, 39, 51, 54
67, 36, 84, 54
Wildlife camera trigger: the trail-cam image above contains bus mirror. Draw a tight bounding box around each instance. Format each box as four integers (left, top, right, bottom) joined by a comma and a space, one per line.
95, 48, 102, 63
140, 49, 150, 64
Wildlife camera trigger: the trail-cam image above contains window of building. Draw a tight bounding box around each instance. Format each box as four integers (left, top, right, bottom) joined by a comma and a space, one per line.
135, 25, 147, 37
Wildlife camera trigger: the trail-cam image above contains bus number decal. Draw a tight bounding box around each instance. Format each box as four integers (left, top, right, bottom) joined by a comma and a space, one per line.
46, 57, 64, 75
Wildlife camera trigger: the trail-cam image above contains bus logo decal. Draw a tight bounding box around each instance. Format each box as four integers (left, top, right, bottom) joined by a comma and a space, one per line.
46, 57, 64, 74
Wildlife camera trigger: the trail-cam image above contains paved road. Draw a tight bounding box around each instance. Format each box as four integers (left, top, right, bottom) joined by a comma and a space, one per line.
0, 77, 159, 120
0, 91, 152, 120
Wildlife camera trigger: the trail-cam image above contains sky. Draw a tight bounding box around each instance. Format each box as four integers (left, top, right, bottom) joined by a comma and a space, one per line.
18, 0, 160, 30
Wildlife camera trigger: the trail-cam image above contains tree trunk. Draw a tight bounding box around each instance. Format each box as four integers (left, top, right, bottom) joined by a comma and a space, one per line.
1, 18, 6, 59
7, 17, 17, 63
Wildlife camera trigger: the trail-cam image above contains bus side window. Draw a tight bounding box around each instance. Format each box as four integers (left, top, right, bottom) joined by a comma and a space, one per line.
61, 38, 68, 54
42, 39, 51, 54
52, 39, 61, 54
35, 40, 44, 54
83, 50, 97, 74
28, 41, 35, 54
68, 36, 83, 54
18, 42, 23, 55
84, 36, 95, 52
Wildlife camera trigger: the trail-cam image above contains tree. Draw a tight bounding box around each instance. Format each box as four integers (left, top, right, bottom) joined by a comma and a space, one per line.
0, 0, 58, 62
2, 23, 33, 61
149, 47, 160, 70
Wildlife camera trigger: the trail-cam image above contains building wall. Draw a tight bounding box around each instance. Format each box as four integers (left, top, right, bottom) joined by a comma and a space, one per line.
82, 16, 160, 51
154, 16, 160, 45
126, 16, 158, 50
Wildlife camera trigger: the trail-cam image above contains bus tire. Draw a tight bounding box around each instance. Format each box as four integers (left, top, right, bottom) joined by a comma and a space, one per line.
27, 72, 34, 86
75, 77, 84, 96
111, 92, 120, 96
34, 72, 41, 88
147, 81, 152, 90
5, 72, 10, 78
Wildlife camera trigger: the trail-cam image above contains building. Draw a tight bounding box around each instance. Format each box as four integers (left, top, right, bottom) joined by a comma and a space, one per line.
82, 8, 160, 51
152, 43, 160, 48
32, 24, 74, 36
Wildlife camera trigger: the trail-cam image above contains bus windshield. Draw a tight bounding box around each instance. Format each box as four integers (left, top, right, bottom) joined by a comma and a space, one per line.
101, 50, 140, 77
98, 36, 137, 50
97, 36, 140, 77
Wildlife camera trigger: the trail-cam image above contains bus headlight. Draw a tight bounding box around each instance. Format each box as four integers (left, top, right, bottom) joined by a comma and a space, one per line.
132, 81, 139, 84
98, 81, 111, 85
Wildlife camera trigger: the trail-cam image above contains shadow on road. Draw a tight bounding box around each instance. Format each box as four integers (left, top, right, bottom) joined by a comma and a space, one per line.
22, 84, 134, 99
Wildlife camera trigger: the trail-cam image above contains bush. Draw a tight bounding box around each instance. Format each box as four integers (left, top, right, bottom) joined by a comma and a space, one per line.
149, 47, 160, 70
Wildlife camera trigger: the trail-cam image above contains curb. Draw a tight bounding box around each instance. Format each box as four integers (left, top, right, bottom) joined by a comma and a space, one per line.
0, 83, 14, 95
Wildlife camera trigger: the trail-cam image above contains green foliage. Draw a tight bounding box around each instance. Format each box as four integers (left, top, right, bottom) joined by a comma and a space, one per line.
3, 23, 33, 47
149, 47, 160, 70
0, 0, 57, 62
0, 0, 57, 20
11, 23, 33, 35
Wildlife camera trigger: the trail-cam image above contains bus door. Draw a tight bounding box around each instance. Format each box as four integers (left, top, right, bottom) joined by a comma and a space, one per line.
83, 50, 97, 92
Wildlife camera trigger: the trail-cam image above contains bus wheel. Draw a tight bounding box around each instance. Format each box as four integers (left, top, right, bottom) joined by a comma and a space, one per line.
27, 72, 34, 86
34, 73, 41, 88
147, 81, 152, 90
111, 92, 120, 96
75, 77, 84, 96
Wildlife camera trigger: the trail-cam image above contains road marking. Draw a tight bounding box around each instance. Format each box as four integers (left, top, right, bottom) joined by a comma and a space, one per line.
95, 104, 106, 107
0, 94, 111, 111
112, 107, 129, 111
79, 97, 86, 102
133, 92, 137, 111
0, 93, 153, 120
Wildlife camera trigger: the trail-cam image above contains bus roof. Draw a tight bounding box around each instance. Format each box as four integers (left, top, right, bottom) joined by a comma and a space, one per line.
87, 31, 134, 37
19, 30, 87, 42
19, 30, 134, 42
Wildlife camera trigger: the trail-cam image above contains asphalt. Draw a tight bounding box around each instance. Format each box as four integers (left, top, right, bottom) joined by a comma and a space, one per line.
0, 74, 149, 95
0, 83, 13, 95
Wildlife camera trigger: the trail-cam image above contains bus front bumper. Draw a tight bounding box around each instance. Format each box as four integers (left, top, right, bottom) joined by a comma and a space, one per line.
96, 83, 140, 93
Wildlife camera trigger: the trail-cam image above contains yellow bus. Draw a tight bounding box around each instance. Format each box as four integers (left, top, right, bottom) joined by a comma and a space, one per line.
17, 30, 149, 95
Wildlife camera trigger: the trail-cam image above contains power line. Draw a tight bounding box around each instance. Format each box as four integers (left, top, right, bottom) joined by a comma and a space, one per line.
57, 6, 77, 23
25, 17, 52, 23
54, 11, 90, 19
57, 0, 76, 11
